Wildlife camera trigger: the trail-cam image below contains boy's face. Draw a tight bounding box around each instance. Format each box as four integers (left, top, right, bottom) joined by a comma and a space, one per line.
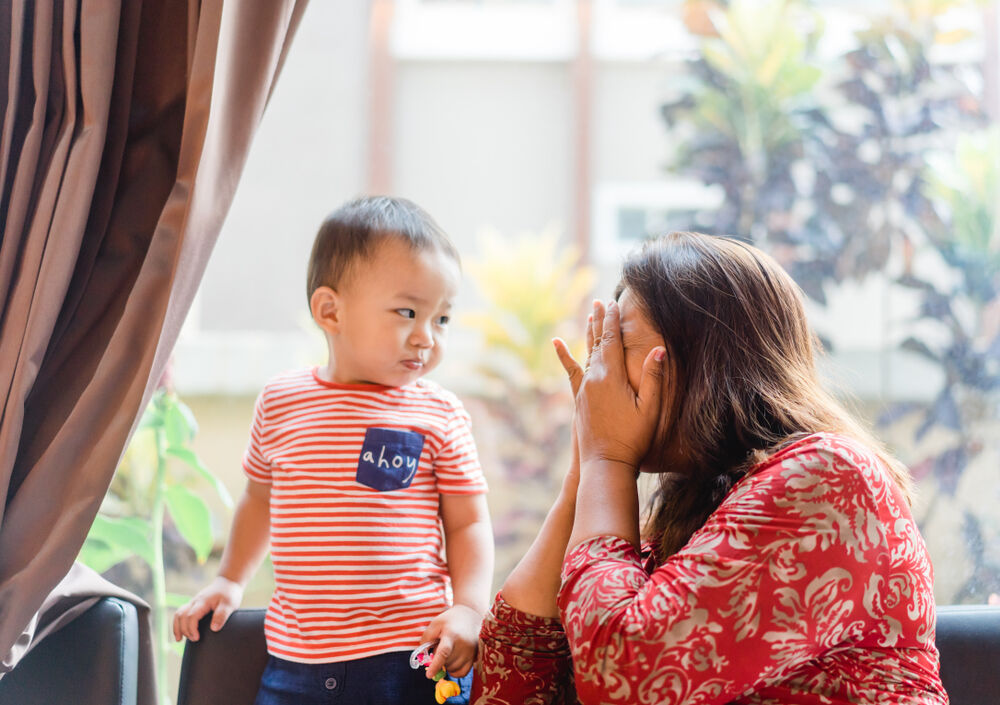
320, 238, 460, 387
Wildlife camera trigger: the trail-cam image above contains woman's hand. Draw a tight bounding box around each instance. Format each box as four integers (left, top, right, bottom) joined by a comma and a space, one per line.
563, 299, 665, 552
571, 299, 666, 470
552, 300, 606, 497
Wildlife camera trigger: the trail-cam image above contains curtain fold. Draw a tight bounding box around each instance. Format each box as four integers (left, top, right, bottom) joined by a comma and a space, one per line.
0, 1, 310, 694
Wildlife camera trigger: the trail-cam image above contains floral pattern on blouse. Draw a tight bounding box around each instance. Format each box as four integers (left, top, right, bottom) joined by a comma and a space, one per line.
476, 433, 948, 705
472, 593, 577, 705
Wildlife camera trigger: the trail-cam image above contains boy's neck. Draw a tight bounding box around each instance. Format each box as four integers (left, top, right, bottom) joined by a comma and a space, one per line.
315, 363, 414, 389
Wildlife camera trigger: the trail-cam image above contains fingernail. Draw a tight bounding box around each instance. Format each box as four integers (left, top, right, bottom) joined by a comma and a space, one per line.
654, 348, 665, 361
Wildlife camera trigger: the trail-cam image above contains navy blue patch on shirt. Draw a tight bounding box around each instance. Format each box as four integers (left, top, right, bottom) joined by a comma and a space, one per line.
355, 427, 426, 491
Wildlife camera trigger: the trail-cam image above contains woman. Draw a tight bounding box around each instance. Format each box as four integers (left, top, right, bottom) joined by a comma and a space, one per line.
472, 232, 947, 704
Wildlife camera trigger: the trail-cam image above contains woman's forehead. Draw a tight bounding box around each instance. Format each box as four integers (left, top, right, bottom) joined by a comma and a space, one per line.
618, 289, 656, 335
618, 288, 641, 319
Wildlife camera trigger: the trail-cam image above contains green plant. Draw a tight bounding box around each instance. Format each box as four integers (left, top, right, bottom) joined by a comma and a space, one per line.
662, 0, 984, 303
79, 389, 232, 705
464, 226, 595, 396
664, 0, 999, 601
889, 126, 1000, 600
664, 0, 823, 242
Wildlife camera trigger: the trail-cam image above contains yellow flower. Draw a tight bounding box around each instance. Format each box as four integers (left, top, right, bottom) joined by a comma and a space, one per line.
434, 678, 461, 704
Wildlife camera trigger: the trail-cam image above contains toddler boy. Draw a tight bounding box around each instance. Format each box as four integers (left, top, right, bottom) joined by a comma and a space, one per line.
173, 196, 493, 705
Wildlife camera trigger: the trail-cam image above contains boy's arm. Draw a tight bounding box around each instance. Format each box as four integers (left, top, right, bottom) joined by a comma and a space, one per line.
421, 492, 493, 678
441, 492, 493, 614
172, 478, 271, 641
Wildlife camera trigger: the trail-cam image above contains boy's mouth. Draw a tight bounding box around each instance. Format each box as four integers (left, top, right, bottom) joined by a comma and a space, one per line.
401, 359, 424, 370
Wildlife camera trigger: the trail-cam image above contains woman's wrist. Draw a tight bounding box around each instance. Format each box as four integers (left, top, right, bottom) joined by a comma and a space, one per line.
579, 457, 639, 478
558, 472, 579, 505
569, 458, 641, 551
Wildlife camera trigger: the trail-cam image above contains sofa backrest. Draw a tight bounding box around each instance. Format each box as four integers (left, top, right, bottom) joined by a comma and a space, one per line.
176, 609, 268, 705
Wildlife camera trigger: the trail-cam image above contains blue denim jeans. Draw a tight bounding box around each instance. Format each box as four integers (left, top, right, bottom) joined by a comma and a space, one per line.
253, 652, 473, 705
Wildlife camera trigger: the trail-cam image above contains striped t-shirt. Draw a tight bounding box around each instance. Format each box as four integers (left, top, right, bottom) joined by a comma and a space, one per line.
242, 368, 487, 664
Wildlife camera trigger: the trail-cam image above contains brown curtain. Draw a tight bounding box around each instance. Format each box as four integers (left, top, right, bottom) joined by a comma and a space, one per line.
0, 0, 309, 684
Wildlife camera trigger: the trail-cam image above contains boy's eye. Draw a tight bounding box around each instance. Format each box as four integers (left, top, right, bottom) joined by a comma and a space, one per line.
437, 315, 450, 326
396, 309, 416, 319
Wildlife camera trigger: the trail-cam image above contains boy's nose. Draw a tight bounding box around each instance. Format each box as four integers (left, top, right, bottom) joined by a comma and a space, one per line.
409, 323, 434, 348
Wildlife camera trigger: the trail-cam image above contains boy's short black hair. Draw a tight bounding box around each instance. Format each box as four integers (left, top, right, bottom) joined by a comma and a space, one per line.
306, 195, 460, 300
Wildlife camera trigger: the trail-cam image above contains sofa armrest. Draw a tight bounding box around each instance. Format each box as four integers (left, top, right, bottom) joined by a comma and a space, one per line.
176, 608, 268, 705
936, 604, 1000, 705
0, 596, 139, 705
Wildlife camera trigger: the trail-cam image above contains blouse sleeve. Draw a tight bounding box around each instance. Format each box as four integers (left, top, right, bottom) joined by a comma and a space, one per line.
557, 443, 892, 705
472, 593, 578, 705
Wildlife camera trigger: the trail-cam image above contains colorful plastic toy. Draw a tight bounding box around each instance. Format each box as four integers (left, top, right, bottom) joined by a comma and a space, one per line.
410, 640, 462, 703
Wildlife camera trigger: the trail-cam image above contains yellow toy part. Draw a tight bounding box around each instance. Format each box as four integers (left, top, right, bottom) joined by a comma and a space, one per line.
434, 678, 461, 704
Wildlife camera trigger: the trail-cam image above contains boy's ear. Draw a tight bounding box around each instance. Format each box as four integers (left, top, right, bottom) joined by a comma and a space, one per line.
310, 286, 341, 334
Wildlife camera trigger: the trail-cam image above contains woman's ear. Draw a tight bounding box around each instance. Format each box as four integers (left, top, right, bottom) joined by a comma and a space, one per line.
310, 286, 341, 335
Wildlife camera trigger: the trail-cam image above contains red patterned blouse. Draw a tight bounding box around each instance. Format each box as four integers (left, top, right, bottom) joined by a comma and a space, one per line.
474, 433, 948, 705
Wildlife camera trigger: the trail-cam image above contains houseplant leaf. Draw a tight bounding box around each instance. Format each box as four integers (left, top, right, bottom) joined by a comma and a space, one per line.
166, 485, 214, 563
163, 394, 198, 449
84, 515, 155, 568
166, 446, 234, 509
78, 538, 134, 574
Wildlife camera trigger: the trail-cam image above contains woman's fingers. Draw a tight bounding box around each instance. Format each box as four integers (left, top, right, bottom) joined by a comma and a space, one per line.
553, 338, 584, 396
570, 301, 665, 469
638, 346, 666, 412
584, 300, 605, 372
591, 300, 605, 355
597, 300, 625, 369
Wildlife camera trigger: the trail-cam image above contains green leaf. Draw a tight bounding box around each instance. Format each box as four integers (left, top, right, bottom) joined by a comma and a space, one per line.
174, 398, 200, 434
137, 402, 164, 432
163, 395, 197, 449
166, 485, 214, 563
166, 447, 234, 509
78, 538, 134, 574
85, 515, 155, 567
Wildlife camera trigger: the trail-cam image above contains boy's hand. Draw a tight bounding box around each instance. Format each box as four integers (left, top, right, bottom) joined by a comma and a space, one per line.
420, 604, 483, 678
172, 576, 244, 642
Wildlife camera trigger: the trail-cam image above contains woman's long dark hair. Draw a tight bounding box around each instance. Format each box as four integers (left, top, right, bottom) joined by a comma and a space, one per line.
620, 232, 912, 562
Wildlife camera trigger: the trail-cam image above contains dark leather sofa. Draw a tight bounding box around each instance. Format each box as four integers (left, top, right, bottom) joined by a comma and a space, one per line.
0, 597, 140, 705
935, 604, 1000, 705
174, 605, 1000, 705
2, 601, 995, 704
176, 609, 268, 705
